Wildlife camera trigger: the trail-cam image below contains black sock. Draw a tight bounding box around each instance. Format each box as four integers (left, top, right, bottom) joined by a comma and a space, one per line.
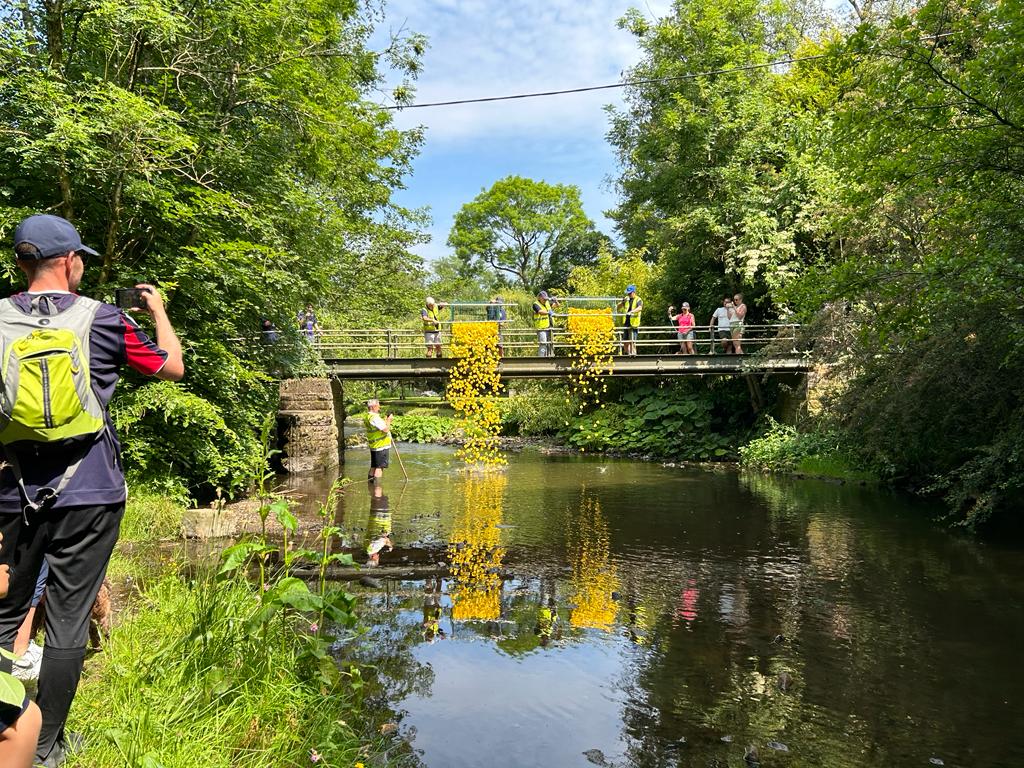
35, 645, 87, 759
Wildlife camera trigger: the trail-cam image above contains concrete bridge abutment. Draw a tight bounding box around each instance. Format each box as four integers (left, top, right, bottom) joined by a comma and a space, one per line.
277, 378, 345, 474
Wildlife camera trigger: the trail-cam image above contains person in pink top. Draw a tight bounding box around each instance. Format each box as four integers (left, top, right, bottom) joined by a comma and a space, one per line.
668, 302, 696, 354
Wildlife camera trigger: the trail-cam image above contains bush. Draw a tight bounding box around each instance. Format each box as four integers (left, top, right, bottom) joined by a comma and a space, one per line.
559, 382, 737, 460
112, 380, 262, 500
390, 412, 457, 443
500, 389, 577, 436
739, 418, 871, 481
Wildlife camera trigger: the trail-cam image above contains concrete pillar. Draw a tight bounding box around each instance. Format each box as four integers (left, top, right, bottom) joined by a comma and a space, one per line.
330, 378, 346, 460
277, 378, 342, 474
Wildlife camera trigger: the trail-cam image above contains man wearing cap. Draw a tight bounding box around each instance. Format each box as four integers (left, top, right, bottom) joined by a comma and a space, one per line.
421, 297, 445, 358
0, 214, 184, 766
364, 399, 393, 480
668, 302, 696, 355
622, 285, 643, 357
532, 290, 558, 357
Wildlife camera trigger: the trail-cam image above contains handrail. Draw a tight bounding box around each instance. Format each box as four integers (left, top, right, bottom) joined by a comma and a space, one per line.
303, 323, 804, 360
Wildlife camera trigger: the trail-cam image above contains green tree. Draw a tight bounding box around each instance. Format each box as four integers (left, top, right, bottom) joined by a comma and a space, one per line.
447, 175, 597, 292
0, 0, 426, 496
609, 0, 840, 320
796, 0, 1024, 524
568, 245, 660, 302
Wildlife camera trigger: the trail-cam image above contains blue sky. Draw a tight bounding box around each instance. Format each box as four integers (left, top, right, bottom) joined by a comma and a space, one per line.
371, 0, 672, 266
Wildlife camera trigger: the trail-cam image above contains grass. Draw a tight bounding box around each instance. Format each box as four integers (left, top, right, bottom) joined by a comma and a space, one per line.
68, 483, 391, 768
796, 454, 877, 483
120, 489, 189, 544
69, 573, 373, 768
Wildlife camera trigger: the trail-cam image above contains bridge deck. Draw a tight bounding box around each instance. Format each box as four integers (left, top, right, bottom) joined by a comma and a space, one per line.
321, 354, 812, 379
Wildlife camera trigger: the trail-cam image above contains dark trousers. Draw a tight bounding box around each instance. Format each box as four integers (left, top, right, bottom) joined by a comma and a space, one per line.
0, 503, 124, 758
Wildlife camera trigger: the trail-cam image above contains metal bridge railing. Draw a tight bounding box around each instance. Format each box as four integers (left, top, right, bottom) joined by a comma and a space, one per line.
311, 323, 804, 360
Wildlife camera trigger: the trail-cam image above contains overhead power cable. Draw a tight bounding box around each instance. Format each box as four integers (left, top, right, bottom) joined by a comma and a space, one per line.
381, 54, 830, 110
380, 30, 959, 111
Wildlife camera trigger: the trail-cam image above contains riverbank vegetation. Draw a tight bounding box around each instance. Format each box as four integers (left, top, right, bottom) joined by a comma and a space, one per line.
70, 480, 412, 768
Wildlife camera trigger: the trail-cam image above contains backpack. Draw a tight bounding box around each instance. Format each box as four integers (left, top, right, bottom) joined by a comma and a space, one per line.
0, 294, 105, 512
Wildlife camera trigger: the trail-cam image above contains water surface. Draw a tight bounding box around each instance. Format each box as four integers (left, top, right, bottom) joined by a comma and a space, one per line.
294, 445, 1024, 768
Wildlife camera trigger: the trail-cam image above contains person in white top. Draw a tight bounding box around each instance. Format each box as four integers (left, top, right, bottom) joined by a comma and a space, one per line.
709, 297, 735, 354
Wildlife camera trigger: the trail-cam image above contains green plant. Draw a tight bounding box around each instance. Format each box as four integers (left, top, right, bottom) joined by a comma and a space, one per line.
390, 412, 457, 443
119, 490, 189, 543
560, 382, 736, 460
500, 390, 577, 436
739, 417, 871, 481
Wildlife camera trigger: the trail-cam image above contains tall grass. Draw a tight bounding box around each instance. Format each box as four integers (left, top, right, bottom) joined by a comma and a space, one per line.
71, 468, 381, 768
70, 574, 369, 768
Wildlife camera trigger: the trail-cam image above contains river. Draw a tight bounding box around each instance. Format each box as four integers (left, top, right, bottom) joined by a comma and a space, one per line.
291, 444, 1024, 768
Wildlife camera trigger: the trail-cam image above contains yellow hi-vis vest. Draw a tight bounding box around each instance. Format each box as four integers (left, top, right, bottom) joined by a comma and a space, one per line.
534, 300, 554, 330
364, 413, 391, 449
625, 295, 643, 328
422, 306, 441, 332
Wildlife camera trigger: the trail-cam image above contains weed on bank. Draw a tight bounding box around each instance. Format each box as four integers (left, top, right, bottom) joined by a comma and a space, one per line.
70, 481, 389, 768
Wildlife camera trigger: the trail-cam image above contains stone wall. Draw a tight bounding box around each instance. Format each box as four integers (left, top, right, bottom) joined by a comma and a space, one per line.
277, 378, 345, 473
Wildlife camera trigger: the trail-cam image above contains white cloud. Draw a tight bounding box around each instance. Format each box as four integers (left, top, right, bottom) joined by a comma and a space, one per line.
370, 0, 674, 264
377, 0, 672, 143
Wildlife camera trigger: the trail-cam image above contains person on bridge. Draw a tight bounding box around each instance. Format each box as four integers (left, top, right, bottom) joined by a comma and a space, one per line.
297, 304, 320, 342
710, 297, 735, 354
364, 399, 393, 480
421, 297, 445, 358
622, 285, 643, 357
731, 293, 747, 354
668, 302, 696, 355
532, 291, 559, 357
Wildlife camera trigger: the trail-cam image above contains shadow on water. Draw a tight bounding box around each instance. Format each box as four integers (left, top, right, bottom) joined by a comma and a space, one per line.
291, 445, 1024, 768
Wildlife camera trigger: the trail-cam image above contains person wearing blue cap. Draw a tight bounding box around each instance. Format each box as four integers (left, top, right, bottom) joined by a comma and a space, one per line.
621, 284, 643, 356
532, 290, 559, 357
0, 214, 184, 766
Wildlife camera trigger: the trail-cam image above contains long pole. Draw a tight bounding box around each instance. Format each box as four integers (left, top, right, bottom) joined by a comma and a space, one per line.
391, 438, 409, 480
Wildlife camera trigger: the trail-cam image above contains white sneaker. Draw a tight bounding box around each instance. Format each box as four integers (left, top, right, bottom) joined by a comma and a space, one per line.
12, 640, 43, 680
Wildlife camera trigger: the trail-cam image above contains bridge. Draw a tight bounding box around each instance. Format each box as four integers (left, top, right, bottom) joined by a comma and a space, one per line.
311, 323, 810, 379
275, 322, 814, 474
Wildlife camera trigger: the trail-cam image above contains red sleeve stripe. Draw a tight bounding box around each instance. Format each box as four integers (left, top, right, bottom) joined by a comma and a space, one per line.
122, 317, 168, 375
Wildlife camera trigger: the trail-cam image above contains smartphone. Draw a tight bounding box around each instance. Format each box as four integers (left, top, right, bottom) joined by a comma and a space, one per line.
115, 287, 149, 310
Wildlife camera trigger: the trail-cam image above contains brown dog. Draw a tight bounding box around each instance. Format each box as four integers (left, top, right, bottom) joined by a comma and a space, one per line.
32, 577, 113, 650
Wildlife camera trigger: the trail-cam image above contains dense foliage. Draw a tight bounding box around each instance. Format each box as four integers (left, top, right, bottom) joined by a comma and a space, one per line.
560, 381, 749, 461
0, 0, 426, 497
447, 175, 602, 292
611, 0, 1024, 525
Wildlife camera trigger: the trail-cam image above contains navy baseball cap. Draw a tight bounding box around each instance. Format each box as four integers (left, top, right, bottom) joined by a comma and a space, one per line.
13, 214, 99, 260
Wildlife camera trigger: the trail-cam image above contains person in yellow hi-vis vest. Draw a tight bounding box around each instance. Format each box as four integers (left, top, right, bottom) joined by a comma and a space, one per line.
621, 284, 643, 356
421, 297, 446, 358
364, 398, 393, 480
532, 290, 559, 357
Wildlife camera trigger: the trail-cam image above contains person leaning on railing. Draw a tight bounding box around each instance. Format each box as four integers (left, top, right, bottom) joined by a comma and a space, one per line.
532, 290, 558, 357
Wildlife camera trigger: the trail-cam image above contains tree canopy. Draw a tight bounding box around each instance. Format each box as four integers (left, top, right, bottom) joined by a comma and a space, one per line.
0, 0, 427, 497
447, 175, 598, 292
611, 0, 1024, 524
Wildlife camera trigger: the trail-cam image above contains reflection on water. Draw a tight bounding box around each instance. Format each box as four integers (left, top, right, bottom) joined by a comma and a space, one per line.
291, 445, 1024, 768
569, 494, 619, 631
448, 474, 507, 621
